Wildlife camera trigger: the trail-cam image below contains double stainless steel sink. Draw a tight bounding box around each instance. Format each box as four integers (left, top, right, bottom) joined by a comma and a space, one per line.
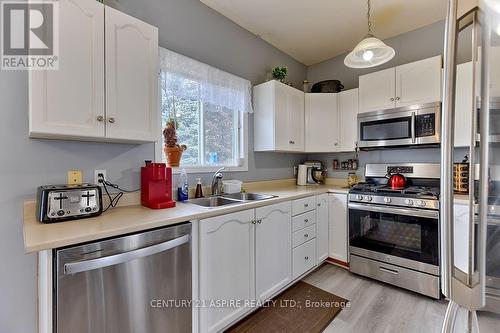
188, 192, 276, 208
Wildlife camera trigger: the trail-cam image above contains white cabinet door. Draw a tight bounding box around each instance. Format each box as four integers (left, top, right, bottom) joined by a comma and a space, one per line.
395, 56, 442, 107
338, 89, 359, 152
199, 209, 256, 333
255, 202, 292, 301
359, 68, 396, 113
454, 202, 471, 273
316, 194, 329, 264
253, 81, 305, 152
274, 81, 291, 151
105, 6, 159, 142
455, 62, 474, 147
305, 93, 338, 152
328, 193, 348, 263
29, 0, 105, 139
288, 87, 305, 151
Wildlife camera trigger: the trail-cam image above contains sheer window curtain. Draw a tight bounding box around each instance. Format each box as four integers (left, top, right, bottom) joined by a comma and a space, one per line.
159, 47, 253, 115
158, 47, 252, 170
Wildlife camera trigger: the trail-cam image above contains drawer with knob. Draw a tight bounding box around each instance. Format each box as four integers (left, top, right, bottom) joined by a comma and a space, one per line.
292, 238, 316, 279
292, 224, 316, 248
291, 196, 316, 216
292, 210, 316, 232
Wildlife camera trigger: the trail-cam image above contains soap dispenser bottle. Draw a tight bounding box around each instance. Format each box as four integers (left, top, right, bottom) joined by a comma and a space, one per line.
177, 169, 189, 202
195, 178, 203, 198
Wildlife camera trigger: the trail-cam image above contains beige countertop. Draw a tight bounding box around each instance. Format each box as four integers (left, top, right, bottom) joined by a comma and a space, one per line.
23, 179, 349, 253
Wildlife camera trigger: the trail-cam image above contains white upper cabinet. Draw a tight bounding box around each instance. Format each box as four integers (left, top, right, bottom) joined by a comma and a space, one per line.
29, 0, 105, 139
338, 88, 359, 152
454, 62, 474, 147
359, 56, 442, 113
253, 80, 304, 152
305, 93, 338, 152
29, 3, 159, 143
288, 87, 305, 151
105, 6, 159, 142
395, 56, 442, 107
359, 67, 396, 113
255, 202, 292, 301
199, 209, 256, 333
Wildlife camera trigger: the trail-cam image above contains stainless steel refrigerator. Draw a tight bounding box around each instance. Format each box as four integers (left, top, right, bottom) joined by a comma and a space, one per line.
441, 0, 500, 331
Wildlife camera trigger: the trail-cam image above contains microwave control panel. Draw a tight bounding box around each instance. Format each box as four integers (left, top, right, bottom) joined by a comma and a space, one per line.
416, 114, 436, 137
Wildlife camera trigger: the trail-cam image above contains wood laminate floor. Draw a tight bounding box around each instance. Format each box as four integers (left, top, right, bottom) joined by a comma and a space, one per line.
303, 264, 500, 333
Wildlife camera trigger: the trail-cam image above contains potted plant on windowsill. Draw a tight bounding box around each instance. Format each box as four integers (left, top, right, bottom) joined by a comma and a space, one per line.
163, 118, 187, 167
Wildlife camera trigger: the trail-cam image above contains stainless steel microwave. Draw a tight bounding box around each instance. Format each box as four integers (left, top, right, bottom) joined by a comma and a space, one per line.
357, 102, 441, 149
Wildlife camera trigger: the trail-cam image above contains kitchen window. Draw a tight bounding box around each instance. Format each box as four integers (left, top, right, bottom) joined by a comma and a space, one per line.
158, 48, 252, 172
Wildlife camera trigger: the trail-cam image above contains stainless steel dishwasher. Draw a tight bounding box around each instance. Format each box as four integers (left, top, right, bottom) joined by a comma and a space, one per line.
54, 222, 191, 333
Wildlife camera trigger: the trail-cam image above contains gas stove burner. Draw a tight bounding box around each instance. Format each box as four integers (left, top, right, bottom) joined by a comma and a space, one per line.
350, 183, 440, 199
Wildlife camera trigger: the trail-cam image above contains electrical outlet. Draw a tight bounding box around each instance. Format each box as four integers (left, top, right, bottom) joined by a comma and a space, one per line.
94, 169, 107, 186
67, 170, 83, 185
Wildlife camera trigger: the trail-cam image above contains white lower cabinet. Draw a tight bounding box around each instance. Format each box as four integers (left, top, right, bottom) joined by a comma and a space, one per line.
292, 239, 317, 279
199, 202, 291, 332
328, 193, 348, 263
255, 202, 292, 301
198, 194, 345, 332
316, 194, 329, 264
199, 209, 256, 333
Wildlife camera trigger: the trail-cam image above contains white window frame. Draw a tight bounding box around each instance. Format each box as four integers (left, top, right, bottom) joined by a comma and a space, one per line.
154, 86, 249, 174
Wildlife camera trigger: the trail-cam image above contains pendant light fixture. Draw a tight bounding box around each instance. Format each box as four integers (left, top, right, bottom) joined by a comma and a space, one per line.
344, 0, 395, 68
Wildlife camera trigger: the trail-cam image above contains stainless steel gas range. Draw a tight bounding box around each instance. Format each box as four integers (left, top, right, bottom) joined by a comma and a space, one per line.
348, 163, 441, 299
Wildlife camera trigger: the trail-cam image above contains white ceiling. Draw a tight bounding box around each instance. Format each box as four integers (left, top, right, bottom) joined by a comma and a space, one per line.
200, 0, 447, 66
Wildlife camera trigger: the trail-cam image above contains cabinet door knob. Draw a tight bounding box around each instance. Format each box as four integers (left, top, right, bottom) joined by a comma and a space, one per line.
304, 234, 309, 237
251, 220, 256, 224
396, 97, 400, 101
334, 142, 338, 146
305, 256, 309, 260
96, 115, 104, 122
304, 204, 309, 208
317, 203, 321, 207
257, 219, 262, 224
108, 117, 116, 124
304, 219, 309, 223
390, 97, 395, 101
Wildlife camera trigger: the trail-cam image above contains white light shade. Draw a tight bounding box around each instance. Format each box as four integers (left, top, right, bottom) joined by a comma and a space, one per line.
344, 36, 395, 68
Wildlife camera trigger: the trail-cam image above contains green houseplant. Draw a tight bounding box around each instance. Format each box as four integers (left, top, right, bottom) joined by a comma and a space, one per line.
163, 118, 187, 167
271, 66, 288, 82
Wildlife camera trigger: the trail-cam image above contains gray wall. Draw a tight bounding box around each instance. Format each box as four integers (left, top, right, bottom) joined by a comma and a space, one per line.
0, 0, 306, 332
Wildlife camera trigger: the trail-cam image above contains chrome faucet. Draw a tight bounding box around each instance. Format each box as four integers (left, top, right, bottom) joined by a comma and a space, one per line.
211, 167, 225, 195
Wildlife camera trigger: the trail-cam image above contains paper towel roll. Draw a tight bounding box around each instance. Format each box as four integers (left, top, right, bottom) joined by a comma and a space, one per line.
297, 165, 308, 186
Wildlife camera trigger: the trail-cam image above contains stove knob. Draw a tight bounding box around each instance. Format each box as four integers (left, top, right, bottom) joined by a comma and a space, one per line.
417, 200, 426, 207
384, 197, 391, 203
356, 195, 363, 201
57, 210, 65, 216
405, 199, 414, 206
365, 195, 372, 202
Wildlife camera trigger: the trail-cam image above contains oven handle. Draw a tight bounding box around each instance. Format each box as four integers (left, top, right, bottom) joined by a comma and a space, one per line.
348, 202, 439, 219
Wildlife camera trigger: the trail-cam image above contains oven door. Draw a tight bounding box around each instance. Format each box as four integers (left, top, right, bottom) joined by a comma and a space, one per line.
348, 202, 440, 269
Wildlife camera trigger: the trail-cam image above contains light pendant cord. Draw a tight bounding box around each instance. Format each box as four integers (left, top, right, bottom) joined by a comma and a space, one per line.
367, 0, 372, 35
